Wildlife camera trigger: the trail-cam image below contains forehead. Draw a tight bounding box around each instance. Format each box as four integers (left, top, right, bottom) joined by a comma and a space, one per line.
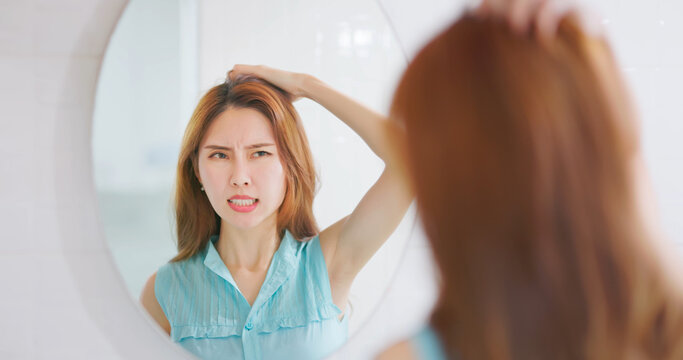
202, 107, 275, 145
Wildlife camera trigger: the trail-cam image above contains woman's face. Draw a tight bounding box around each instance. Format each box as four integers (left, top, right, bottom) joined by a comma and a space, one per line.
196, 107, 287, 231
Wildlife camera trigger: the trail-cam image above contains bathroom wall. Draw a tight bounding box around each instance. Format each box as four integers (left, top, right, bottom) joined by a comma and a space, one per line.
0, 1, 190, 358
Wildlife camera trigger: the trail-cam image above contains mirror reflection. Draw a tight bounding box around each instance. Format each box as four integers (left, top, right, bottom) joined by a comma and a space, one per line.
93, 0, 411, 358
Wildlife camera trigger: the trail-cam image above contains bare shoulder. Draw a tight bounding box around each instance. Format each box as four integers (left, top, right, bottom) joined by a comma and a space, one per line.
376, 339, 419, 360
139, 271, 171, 335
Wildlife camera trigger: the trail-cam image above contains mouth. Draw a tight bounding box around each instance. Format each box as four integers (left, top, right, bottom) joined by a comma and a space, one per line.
228, 198, 258, 206
227, 198, 259, 212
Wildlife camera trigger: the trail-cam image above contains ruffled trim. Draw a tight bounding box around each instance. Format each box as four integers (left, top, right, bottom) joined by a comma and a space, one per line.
172, 323, 243, 342
172, 302, 344, 342
257, 302, 343, 334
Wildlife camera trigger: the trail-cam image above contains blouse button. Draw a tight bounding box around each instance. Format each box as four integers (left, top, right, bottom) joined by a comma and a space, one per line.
245, 322, 253, 331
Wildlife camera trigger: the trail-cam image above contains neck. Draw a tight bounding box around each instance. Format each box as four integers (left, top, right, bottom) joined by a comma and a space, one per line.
217, 219, 281, 271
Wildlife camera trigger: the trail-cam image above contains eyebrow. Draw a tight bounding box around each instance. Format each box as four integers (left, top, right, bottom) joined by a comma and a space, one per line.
203, 143, 275, 151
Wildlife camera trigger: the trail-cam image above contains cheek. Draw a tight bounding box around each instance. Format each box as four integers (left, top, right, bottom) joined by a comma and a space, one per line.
260, 161, 287, 196
199, 162, 228, 190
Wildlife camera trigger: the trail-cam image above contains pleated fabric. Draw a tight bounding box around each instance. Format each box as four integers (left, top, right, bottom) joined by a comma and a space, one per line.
155, 230, 348, 360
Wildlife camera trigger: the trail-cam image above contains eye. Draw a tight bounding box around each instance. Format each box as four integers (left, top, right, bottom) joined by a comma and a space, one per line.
252, 150, 270, 158
210, 152, 228, 159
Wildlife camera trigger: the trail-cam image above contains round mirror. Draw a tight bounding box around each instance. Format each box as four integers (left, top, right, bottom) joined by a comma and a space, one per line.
93, 0, 412, 357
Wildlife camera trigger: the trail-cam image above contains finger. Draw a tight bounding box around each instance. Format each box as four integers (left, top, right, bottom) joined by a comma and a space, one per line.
473, 0, 492, 17
508, 0, 546, 34
535, 1, 602, 41
231, 64, 248, 75
227, 64, 261, 82
227, 65, 245, 80
232, 64, 260, 77
573, 4, 606, 38
535, 0, 564, 41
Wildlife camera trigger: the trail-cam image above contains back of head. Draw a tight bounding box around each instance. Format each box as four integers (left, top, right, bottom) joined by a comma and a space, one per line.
391, 14, 683, 359
172, 75, 318, 262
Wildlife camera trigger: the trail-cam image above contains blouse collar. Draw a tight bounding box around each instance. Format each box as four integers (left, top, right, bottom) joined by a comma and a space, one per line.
202, 229, 299, 308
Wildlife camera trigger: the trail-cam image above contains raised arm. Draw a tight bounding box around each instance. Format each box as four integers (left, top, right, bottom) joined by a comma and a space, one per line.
227, 65, 413, 294
299, 74, 413, 281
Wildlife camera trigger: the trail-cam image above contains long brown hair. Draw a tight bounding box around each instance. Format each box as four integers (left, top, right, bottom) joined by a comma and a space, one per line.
171, 75, 319, 262
391, 14, 683, 359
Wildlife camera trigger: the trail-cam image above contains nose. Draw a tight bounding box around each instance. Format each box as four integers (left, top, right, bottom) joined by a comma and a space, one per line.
230, 159, 251, 187
231, 176, 250, 187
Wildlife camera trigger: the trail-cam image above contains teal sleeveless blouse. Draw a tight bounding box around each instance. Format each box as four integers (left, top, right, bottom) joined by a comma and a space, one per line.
154, 230, 348, 360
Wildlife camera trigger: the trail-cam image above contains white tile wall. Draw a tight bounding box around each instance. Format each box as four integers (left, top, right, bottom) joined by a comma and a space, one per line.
0, 1, 193, 359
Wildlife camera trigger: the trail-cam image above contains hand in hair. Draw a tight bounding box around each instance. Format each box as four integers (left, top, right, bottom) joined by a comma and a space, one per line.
475, 0, 598, 39
227, 64, 308, 102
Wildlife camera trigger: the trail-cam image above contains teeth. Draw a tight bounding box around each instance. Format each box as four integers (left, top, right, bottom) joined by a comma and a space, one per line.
230, 198, 256, 206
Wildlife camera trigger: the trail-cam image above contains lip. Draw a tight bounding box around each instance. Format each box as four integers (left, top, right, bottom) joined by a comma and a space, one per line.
228, 195, 258, 213
229, 195, 255, 200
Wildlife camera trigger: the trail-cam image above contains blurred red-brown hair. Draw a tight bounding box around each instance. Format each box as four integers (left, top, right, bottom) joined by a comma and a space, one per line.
391, 14, 683, 359
171, 75, 318, 262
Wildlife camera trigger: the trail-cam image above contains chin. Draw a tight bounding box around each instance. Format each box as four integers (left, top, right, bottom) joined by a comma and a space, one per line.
218, 206, 278, 231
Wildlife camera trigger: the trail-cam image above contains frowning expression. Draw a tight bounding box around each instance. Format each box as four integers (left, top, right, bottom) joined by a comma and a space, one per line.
196, 107, 287, 231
